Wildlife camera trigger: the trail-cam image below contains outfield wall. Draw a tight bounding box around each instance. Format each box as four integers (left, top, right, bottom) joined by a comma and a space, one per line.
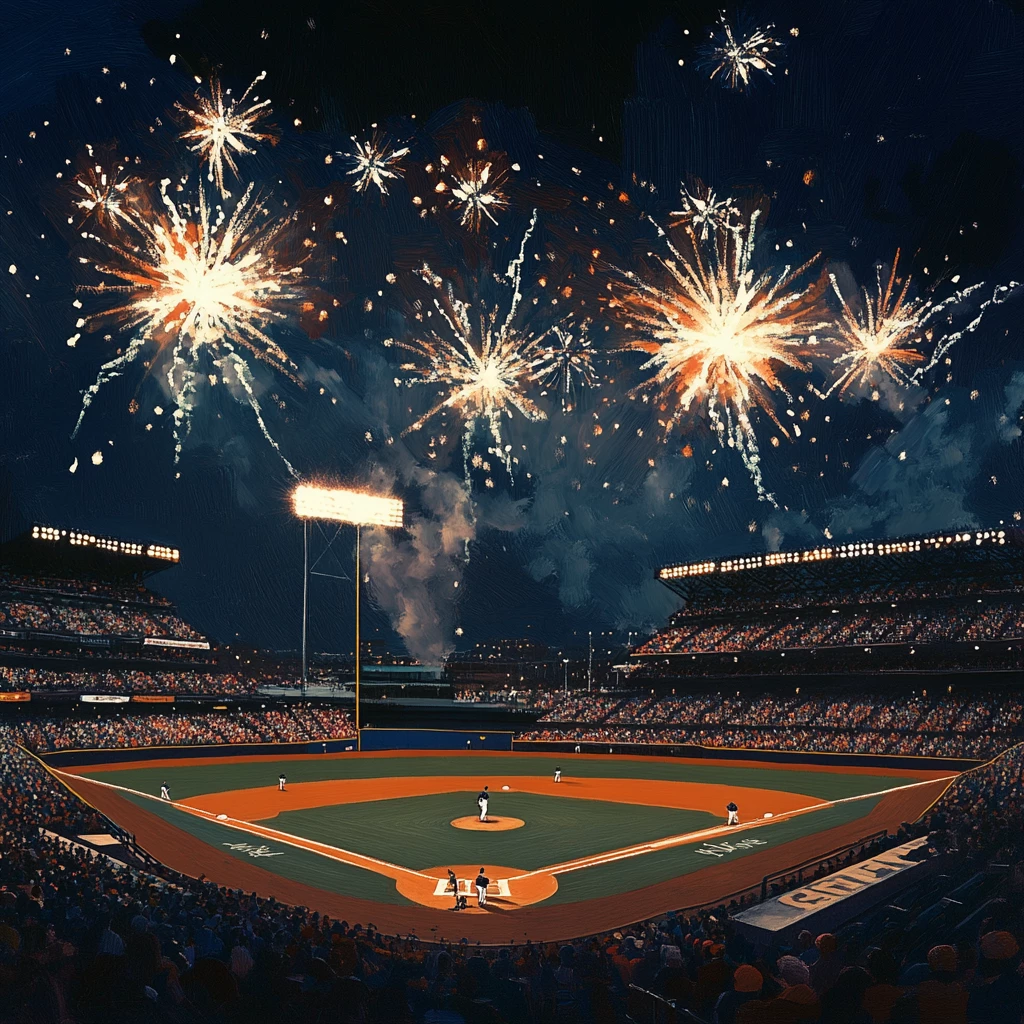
358, 728, 513, 751
512, 739, 981, 773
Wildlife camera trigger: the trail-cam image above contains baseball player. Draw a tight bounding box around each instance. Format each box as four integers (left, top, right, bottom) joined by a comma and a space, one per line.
475, 867, 490, 907
477, 786, 489, 822
554, 765, 562, 783
726, 801, 739, 826
160, 782, 170, 801
574, 744, 581, 754
279, 773, 287, 792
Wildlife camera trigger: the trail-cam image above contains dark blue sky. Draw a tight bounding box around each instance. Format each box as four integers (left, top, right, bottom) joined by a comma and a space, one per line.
1, 0, 1021, 661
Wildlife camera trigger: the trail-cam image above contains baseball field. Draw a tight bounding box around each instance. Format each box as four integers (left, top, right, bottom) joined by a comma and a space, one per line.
51, 749, 954, 943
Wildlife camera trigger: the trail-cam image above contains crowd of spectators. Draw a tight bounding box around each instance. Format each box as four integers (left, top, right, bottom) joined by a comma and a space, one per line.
0, 594, 204, 641
0, 570, 175, 607
1, 704, 355, 752
637, 600, 1023, 657
0, 665, 266, 695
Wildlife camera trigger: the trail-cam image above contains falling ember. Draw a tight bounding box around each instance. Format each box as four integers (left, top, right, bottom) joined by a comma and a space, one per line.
342, 134, 411, 194
445, 160, 508, 231
530, 319, 599, 411
73, 161, 140, 230
391, 211, 548, 474
823, 251, 1019, 396
71, 177, 305, 474
607, 211, 829, 505
668, 181, 738, 241
176, 73, 274, 199
701, 12, 784, 91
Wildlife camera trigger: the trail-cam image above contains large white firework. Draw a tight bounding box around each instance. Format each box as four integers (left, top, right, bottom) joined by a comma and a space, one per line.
176, 72, 273, 199
72, 177, 305, 474
342, 134, 411, 195
701, 12, 784, 91
529, 319, 599, 411
388, 211, 548, 473
608, 211, 830, 505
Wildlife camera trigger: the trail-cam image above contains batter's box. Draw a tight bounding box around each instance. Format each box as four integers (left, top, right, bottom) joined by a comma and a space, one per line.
433, 877, 511, 898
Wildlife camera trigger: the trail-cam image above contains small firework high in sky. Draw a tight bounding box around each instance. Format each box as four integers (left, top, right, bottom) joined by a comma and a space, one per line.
668, 181, 738, 242
608, 212, 829, 504
72, 177, 305, 473
530, 319, 599, 412
342, 133, 411, 195
389, 211, 548, 473
701, 12, 784, 91
436, 157, 509, 232
73, 158, 140, 231
176, 72, 274, 199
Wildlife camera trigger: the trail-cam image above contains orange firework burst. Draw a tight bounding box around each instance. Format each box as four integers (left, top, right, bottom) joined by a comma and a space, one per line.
607, 212, 829, 503
176, 73, 274, 199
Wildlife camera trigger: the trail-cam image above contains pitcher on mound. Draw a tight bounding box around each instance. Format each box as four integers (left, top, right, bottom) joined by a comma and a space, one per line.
477, 786, 489, 822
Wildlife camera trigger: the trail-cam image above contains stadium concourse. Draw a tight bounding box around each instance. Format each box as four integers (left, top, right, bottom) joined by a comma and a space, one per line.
0, 528, 1021, 1022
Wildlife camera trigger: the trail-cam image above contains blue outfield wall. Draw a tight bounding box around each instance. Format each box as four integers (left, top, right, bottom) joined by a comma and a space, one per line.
358, 728, 513, 751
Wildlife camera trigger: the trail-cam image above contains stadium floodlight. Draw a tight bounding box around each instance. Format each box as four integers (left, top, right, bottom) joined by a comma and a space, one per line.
291, 484, 404, 733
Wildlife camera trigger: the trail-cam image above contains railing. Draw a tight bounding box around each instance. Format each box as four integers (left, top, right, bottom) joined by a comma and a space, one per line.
627, 985, 707, 1023
760, 828, 889, 901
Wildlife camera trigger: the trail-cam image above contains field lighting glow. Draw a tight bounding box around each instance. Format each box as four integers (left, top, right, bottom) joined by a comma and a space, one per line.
31, 524, 179, 562
291, 485, 404, 529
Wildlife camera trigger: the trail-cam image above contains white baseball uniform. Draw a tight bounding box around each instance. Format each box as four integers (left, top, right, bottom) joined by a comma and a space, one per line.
160, 785, 170, 801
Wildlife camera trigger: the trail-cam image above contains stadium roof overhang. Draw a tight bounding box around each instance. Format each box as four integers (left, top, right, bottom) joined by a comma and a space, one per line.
656, 528, 1023, 600
0, 525, 181, 580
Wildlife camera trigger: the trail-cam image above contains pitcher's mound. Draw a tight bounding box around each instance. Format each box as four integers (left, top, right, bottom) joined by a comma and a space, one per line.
451, 816, 525, 831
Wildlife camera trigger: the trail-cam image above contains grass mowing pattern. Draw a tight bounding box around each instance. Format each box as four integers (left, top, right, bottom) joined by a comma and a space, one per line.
260, 792, 719, 872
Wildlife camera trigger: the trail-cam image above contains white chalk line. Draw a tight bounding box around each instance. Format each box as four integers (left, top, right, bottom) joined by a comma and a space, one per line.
508, 773, 957, 880
56, 768, 435, 882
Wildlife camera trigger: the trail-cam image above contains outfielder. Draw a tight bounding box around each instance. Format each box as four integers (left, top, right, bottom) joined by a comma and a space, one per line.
160, 782, 170, 801
726, 801, 739, 826
477, 786, 489, 822
279, 773, 287, 792
475, 867, 490, 907
554, 766, 562, 783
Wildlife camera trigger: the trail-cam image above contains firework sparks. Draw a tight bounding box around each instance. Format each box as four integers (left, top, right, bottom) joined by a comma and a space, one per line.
389, 210, 547, 473
437, 159, 508, 231
701, 12, 783, 91
669, 181, 738, 241
72, 177, 305, 474
73, 160, 140, 230
823, 252, 1020, 396
342, 134, 411, 194
530, 319, 598, 411
177, 72, 273, 199
607, 212, 829, 504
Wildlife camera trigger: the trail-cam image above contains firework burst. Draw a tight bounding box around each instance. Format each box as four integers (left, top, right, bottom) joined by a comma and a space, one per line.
669, 181, 738, 241
701, 12, 784, 91
530, 319, 598, 411
342, 133, 411, 195
73, 159, 140, 230
607, 212, 829, 504
72, 177, 305, 474
388, 211, 547, 473
437, 158, 509, 231
176, 72, 273, 199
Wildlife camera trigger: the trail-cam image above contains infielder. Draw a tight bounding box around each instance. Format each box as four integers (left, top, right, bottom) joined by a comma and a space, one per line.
726, 801, 739, 826
554, 766, 562, 783
477, 786, 489, 822
279, 773, 287, 792
475, 867, 490, 907
160, 782, 170, 801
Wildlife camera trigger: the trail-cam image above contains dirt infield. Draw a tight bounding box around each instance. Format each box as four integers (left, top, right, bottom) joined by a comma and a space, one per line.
452, 816, 525, 831
59, 754, 953, 944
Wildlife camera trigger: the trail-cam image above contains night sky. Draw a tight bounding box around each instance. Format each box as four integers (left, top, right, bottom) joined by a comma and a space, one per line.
1, 0, 1021, 662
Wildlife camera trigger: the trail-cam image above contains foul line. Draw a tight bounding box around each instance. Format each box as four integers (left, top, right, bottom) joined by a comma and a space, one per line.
509, 774, 956, 880
56, 769, 435, 883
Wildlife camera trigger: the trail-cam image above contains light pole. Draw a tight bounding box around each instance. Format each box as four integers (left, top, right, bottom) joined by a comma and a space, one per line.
562, 658, 570, 694
588, 630, 592, 693
292, 484, 404, 733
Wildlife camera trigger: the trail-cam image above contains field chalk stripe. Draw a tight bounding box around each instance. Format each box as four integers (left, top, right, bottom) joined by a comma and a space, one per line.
512, 773, 957, 880
56, 769, 434, 883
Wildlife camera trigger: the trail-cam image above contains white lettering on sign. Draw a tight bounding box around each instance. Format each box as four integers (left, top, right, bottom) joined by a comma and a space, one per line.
222, 842, 283, 858
776, 846, 920, 908
694, 838, 768, 858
